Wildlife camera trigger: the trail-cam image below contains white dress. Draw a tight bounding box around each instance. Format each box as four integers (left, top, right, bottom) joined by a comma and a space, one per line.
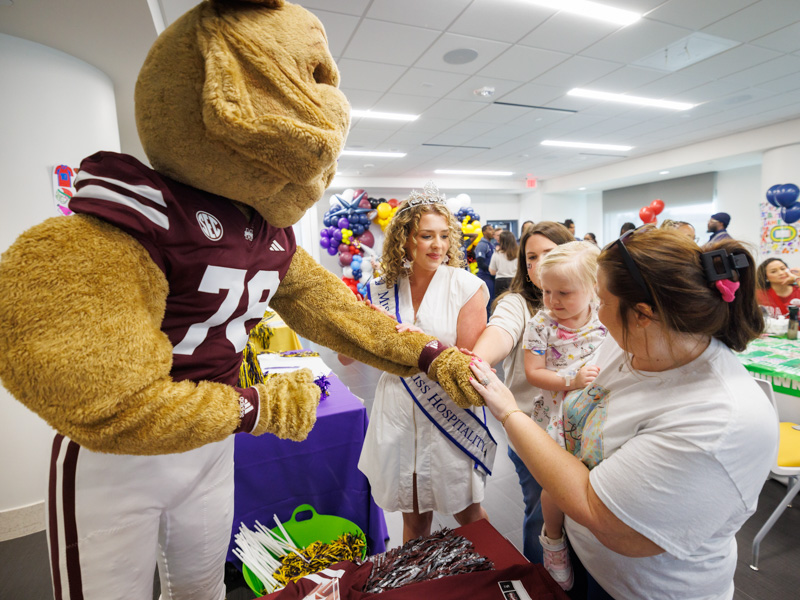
358, 265, 489, 515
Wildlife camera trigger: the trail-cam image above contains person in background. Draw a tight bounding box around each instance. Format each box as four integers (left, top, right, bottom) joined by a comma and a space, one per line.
468, 227, 775, 600
660, 219, 696, 241
472, 221, 575, 564
522, 241, 607, 590
756, 257, 800, 317
707, 212, 731, 242
474, 224, 496, 318
619, 222, 636, 236
564, 219, 579, 240
521, 220, 536, 238
493, 227, 505, 246
358, 189, 490, 543
489, 230, 519, 299
583, 233, 598, 246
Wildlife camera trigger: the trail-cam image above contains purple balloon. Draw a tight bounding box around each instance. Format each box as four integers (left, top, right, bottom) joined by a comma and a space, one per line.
337, 217, 350, 229
332, 229, 343, 241
327, 245, 338, 256
320, 237, 330, 248
776, 184, 800, 208
782, 205, 800, 224
320, 228, 331, 238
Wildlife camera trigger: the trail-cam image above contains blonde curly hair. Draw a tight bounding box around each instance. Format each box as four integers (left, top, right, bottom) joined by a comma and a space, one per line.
381, 201, 465, 286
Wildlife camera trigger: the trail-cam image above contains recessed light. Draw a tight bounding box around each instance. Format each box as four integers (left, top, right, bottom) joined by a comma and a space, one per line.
474, 86, 496, 98
350, 110, 418, 121
579, 187, 587, 191
434, 169, 513, 176
568, 88, 695, 111
524, 0, 640, 26
443, 48, 479, 65
340, 150, 406, 158
660, 171, 670, 175
541, 140, 632, 151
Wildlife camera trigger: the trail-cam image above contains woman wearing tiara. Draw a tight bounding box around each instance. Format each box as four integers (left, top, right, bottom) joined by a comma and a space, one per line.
358, 184, 492, 543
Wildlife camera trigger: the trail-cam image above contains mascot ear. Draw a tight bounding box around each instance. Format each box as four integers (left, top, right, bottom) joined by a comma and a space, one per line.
198, 1, 348, 185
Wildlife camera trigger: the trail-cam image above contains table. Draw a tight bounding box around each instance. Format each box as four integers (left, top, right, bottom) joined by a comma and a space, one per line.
227, 374, 388, 566
738, 337, 800, 398
260, 519, 568, 599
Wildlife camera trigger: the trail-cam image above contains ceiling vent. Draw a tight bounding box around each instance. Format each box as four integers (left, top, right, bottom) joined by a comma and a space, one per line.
634, 33, 739, 72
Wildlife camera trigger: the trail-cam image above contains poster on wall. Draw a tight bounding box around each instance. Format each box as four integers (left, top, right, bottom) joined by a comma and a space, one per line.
760, 201, 798, 255
51, 164, 78, 216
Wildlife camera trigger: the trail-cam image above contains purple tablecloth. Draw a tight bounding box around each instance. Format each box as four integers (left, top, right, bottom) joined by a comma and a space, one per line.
227, 374, 388, 566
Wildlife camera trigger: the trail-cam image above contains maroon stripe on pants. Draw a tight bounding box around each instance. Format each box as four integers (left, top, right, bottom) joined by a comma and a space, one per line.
62, 440, 83, 600
48, 434, 64, 600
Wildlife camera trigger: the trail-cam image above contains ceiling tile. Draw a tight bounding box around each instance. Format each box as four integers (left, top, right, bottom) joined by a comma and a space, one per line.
342, 20, 440, 66
368, 93, 439, 114
720, 54, 800, 87
448, 0, 553, 42
479, 45, 570, 82
388, 67, 469, 98
336, 58, 406, 92
519, 13, 620, 54
489, 81, 563, 106
533, 55, 623, 87
751, 21, 800, 53
646, 0, 758, 30
671, 44, 781, 81
702, 0, 800, 43
414, 32, 512, 73
584, 65, 667, 92
365, 0, 470, 29
421, 99, 486, 121
445, 76, 526, 104
753, 71, 800, 93
297, 0, 371, 17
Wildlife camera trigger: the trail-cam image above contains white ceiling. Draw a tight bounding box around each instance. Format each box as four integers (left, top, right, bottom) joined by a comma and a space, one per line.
3, 0, 800, 193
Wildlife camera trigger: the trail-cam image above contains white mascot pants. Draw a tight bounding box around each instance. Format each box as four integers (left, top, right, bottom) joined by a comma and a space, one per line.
46, 434, 234, 600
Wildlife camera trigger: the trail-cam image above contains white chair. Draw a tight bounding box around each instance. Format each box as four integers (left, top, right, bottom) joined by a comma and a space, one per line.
750, 378, 800, 570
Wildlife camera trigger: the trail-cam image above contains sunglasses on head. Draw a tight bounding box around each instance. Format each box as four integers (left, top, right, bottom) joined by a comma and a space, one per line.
604, 224, 655, 305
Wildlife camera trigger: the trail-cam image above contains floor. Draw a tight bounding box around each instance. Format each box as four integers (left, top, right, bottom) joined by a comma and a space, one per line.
2, 341, 799, 599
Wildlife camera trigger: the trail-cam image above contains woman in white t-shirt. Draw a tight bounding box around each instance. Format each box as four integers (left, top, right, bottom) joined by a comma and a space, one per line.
472, 221, 575, 563
468, 226, 777, 599
489, 230, 519, 298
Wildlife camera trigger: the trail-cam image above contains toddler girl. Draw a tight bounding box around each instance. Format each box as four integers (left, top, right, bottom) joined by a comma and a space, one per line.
522, 241, 607, 589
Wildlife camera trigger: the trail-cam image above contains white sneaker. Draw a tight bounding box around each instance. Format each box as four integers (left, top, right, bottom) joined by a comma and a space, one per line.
539, 526, 574, 591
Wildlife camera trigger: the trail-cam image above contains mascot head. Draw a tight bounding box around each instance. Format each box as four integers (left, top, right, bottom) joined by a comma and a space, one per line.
135, 0, 350, 228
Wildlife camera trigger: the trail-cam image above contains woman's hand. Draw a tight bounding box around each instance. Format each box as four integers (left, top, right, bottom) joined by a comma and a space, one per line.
396, 323, 424, 334
363, 298, 395, 320
468, 358, 518, 422
575, 364, 600, 388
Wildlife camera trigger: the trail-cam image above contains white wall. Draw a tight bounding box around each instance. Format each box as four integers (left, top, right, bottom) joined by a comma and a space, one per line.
0, 34, 120, 538
715, 165, 763, 255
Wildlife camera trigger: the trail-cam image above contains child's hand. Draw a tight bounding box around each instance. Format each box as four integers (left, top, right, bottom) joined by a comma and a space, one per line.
575, 364, 600, 388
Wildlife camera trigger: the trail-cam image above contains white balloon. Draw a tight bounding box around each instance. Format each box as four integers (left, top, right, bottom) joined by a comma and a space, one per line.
360, 273, 371, 284
341, 188, 355, 203
446, 197, 461, 213
329, 194, 343, 208
456, 193, 471, 206
342, 266, 353, 279
360, 259, 374, 275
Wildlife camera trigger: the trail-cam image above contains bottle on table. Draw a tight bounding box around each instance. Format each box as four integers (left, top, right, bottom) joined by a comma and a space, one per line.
788, 305, 799, 340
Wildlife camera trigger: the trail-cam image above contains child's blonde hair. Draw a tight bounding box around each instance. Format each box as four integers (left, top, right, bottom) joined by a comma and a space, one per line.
537, 241, 600, 296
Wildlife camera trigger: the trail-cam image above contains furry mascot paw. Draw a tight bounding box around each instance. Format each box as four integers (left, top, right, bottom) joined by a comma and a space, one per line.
428, 348, 486, 409
0, 0, 482, 457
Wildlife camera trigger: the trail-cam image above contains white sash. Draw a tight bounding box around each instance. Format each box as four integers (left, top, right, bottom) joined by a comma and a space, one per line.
367, 277, 497, 476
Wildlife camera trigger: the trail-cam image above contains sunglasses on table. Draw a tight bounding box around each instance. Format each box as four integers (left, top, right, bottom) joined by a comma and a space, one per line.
603, 224, 655, 305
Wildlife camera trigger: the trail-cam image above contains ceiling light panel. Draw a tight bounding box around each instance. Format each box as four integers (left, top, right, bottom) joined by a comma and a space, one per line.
350, 110, 419, 121
524, 1, 641, 26
340, 150, 407, 158
568, 88, 696, 110
434, 169, 514, 176
541, 140, 633, 151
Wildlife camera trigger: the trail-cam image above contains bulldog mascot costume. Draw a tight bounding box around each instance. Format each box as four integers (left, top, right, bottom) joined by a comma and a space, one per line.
0, 1, 482, 598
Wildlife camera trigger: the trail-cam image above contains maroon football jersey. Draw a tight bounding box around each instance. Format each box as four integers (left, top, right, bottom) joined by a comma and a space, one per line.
69, 151, 296, 388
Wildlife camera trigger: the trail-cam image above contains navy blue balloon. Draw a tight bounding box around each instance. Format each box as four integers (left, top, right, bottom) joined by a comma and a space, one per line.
782, 205, 800, 224
766, 184, 782, 208
776, 184, 800, 208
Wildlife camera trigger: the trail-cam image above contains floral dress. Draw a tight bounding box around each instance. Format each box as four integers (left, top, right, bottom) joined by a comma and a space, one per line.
522, 307, 607, 447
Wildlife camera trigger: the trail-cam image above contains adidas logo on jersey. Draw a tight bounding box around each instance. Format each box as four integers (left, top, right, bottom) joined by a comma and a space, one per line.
238, 395, 254, 419
270, 240, 285, 252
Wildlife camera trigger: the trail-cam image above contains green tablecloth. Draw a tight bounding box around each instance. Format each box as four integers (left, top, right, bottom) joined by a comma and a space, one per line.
738, 336, 800, 398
